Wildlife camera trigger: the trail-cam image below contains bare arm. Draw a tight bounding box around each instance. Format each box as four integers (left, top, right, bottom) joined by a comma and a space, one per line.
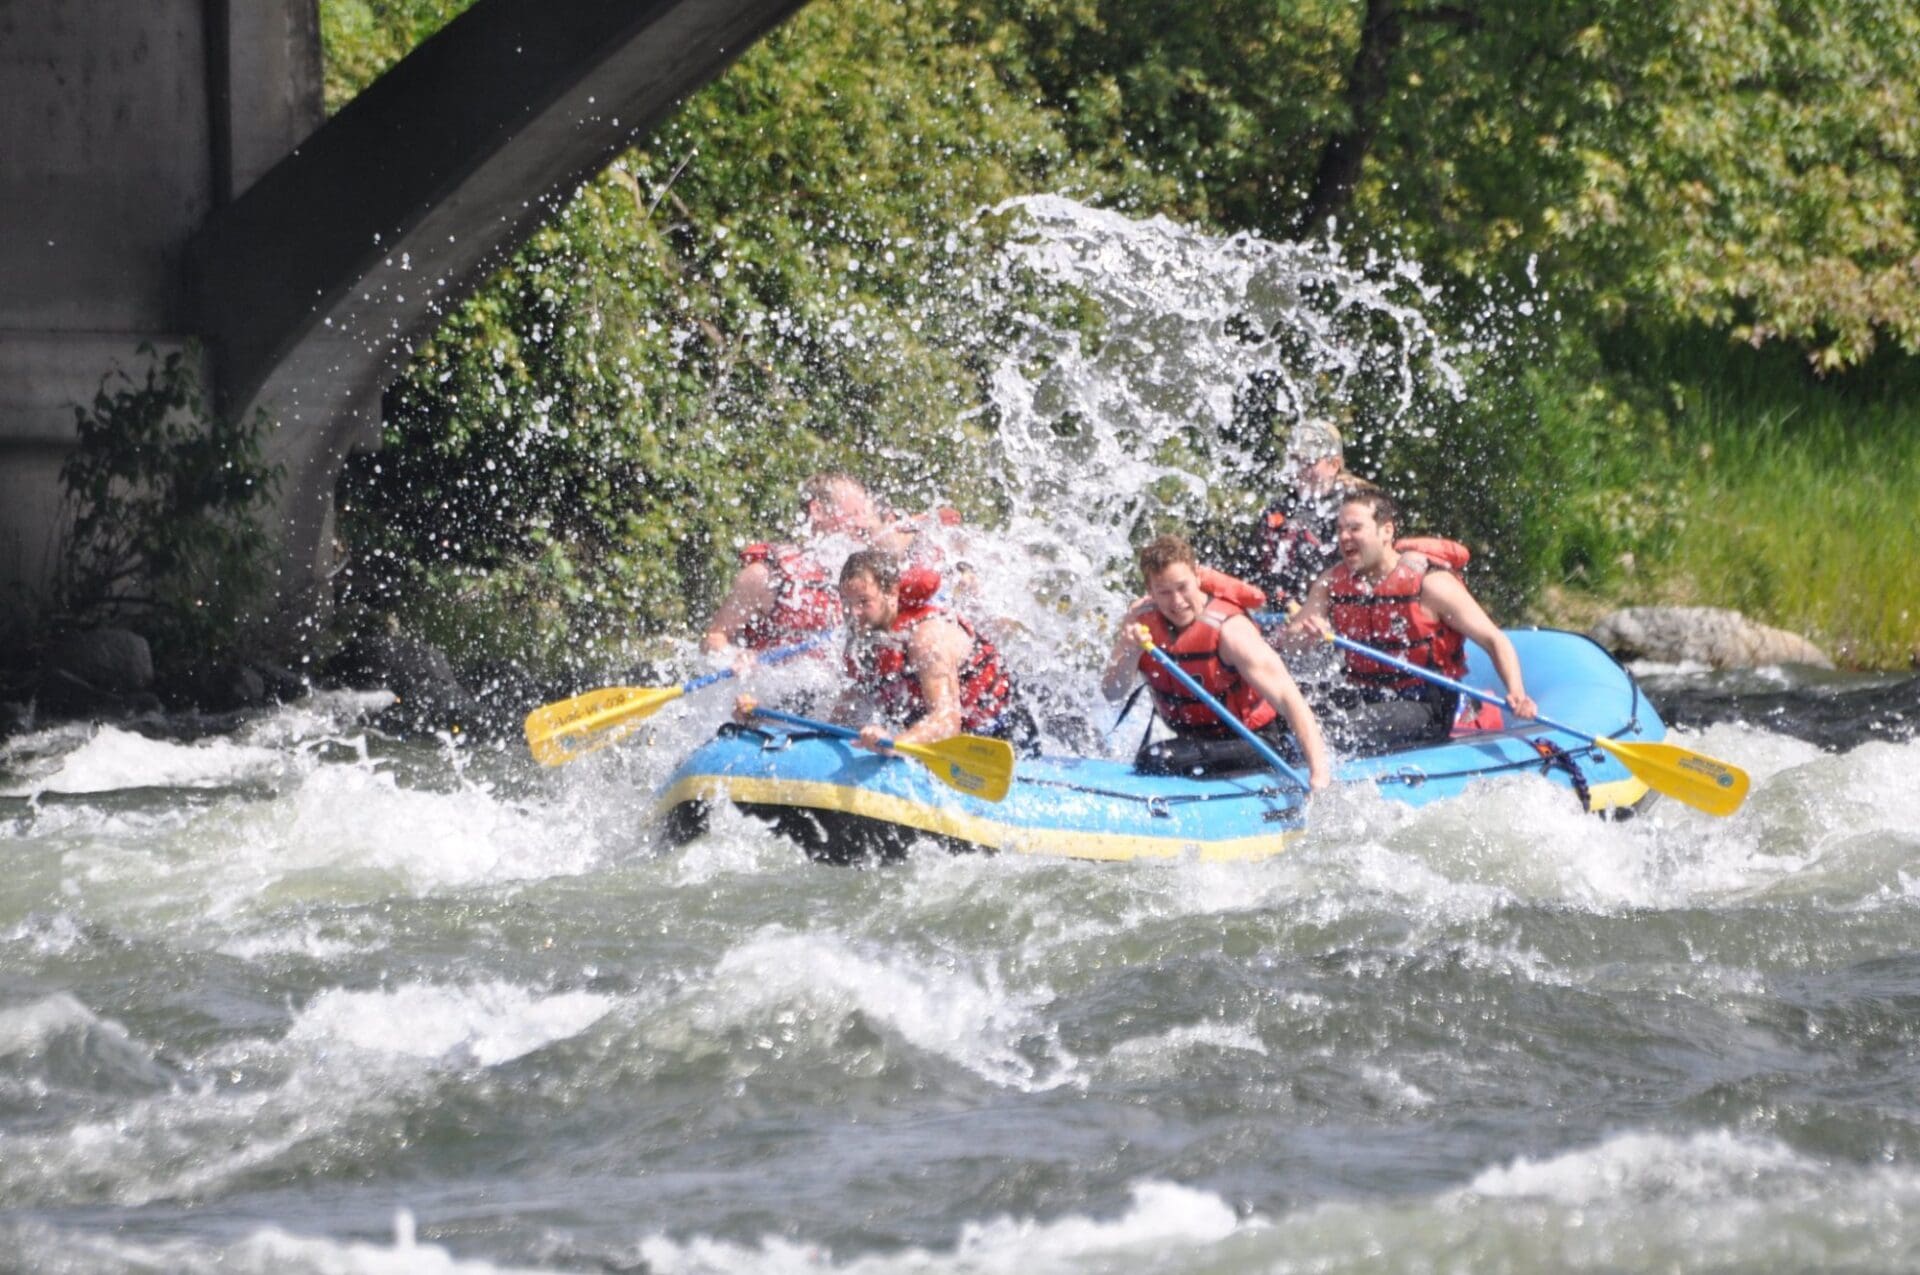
701, 562, 775, 653
856, 618, 968, 749
1218, 615, 1333, 790
1418, 572, 1537, 719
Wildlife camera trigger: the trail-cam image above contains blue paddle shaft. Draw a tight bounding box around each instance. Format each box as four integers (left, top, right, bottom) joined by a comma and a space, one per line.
1140, 643, 1309, 790
752, 706, 895, 750
682, 637, 826, 695
1323, 632, 1597, 747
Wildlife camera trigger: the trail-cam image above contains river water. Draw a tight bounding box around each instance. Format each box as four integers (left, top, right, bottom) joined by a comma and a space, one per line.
3, 664, 1918, 1273
11, 198, 1919, 1271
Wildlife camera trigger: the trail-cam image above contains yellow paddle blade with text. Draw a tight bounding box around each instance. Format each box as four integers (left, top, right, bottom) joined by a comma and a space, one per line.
524, 685, 684, 767
894, 734, 1017, 803
1594, 737, 1751, 818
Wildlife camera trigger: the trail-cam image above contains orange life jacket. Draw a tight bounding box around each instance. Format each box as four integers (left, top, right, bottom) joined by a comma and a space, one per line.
1137, 596, 1278, 735
1325, 537, 1505, 732
844, 596, 1015, 731
1194, 566, 1266, 612
738, 543, 840, 650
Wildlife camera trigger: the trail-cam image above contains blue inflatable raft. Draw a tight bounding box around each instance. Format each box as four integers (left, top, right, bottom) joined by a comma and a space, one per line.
656, 629, 1663, 863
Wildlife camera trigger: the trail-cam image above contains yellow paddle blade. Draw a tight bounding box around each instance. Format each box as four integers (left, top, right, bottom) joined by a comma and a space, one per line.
894, 734, 1017, 803
1594, 737, 1751, 817
524, 685, 684, 767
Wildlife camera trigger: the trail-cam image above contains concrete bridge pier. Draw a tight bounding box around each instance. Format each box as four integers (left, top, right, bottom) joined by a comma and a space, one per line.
4, 0, 809, 640
0, 0, 323, 611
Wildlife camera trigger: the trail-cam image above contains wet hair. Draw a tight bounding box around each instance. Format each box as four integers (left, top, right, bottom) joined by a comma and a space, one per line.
1340, 488, 1400, 529
1137, 533, 1197, 580
839, 548, 901, 591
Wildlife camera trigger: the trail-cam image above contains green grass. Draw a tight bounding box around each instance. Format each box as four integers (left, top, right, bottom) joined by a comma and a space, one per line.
1539, 334, 1920, 669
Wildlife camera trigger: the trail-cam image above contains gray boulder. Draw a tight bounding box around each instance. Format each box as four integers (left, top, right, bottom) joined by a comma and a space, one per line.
1589, 606, 1833, 669
47, 628, 154, 692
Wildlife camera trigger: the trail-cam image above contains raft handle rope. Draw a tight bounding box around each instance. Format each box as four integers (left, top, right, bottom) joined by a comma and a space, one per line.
1529, 737, 1592, 812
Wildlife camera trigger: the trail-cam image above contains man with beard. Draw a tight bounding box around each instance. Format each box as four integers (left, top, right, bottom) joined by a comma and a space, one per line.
1252, 417, 1377, 611
1284, 489, 1536, 751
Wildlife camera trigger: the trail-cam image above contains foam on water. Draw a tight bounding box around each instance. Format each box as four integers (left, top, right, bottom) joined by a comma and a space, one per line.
282, 980, 615, 1069
0, 724, 288, 797
19, 1138, 1920, 1273
618, 1135, 1920, 1273
0, 992, 182, 1114
694, 927, 1072, 1090
236, 689, 400, 749
8, 1212, 545, 1275
1100, 1020, 1269, 1083
0, 979, 616, 1207
11, 752, 607, 939
1465, 1128, 1811, 1204
634, 1180, 1247, 1275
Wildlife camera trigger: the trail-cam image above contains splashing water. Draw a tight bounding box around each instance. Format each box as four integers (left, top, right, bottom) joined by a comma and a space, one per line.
797, 195, 1477, 742
4, 200, 1919, 1272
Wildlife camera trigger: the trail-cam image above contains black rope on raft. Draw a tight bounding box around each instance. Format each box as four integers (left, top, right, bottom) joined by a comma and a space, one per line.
1529, 737, 1592, 812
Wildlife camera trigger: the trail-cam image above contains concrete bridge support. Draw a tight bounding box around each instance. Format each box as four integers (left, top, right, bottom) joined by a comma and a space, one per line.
2, 0, 807, 630
0, 0, 321, 605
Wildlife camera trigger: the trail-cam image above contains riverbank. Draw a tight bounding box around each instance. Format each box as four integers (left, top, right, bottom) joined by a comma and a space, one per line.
1531, 337, 1920, 671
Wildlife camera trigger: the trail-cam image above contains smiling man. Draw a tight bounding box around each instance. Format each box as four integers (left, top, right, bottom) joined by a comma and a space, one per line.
1103, 534, 1331, 787
1285, 489, 1536, 751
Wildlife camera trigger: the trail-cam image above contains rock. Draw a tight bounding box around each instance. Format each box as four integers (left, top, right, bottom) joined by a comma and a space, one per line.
330, 633, 481, 736
1589, 606, 1833, 669
45, 628, 153, 693
35, 628, 164, 716
167, 661, 270, 712
252, 663, 310, 704
34, 666, 163, 717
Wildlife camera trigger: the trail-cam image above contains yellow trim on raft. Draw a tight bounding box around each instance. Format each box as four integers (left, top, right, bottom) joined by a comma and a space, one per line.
657, 768, 1652, 864
656, 775, 1300, 863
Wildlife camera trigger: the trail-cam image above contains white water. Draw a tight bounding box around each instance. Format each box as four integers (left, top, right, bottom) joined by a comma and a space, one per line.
6, 199, 1917, 1272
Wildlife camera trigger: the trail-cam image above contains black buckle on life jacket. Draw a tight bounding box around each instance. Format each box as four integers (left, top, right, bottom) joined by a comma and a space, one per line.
1530, 737, 1591, 812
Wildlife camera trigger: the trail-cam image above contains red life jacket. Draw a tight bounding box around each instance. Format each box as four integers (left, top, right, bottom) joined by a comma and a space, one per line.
1325, 537, 1504, 731
737, 543, 840, 650
1259, 496, 1349, 606
1194, 566, 1266, 612
1262, 505, 1328, 579
1137, 596, 1278, 735
844, 597, 1015, 731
